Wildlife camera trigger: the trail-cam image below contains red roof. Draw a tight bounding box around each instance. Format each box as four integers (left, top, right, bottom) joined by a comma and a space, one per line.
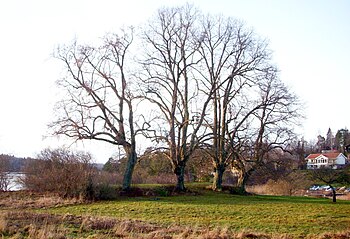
306, 153, 322, 159
306, 152, 341, 159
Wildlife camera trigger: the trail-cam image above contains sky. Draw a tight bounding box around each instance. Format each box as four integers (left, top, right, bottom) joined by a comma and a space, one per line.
0, 0, 349, 163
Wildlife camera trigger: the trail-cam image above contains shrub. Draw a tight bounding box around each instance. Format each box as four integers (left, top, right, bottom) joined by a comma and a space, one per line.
23, 148, 96, 198
230, 186, 249, 195
91, 170, 125, 200
95, 184, 118, 200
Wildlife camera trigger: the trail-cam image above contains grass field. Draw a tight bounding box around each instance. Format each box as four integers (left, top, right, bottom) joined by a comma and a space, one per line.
1, 186, 350, 238
44, 187, 350, 238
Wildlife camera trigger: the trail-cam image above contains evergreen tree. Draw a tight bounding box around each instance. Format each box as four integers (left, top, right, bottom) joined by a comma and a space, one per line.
325, 128, 335, 150
335, 128, 350, 154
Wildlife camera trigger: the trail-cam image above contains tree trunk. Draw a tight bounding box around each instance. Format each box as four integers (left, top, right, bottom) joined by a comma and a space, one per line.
331, 186, 336, 203
122, 148, 137, 191
212, 164, 225, 191
236, 170, 249, 194
175, 163, 186, 192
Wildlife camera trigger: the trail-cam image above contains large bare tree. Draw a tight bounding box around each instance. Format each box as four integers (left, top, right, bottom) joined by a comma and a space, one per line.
53, 29, 139, 191
139, 5, 212, 191
231, 72, 302, 193
196, 15, 276, 191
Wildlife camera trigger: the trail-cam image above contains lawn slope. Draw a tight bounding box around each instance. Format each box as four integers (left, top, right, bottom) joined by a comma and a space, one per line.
46, 189, 350, 237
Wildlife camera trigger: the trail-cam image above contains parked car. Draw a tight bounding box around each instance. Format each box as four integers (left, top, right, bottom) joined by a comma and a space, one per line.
309, 185, 320, 191
320, 185, 332, 191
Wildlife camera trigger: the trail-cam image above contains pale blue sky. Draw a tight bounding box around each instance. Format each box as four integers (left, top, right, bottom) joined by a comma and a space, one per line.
0, 0, 349, 162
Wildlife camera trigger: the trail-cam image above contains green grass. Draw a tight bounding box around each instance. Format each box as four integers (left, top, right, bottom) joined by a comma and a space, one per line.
45, 189, 350, 237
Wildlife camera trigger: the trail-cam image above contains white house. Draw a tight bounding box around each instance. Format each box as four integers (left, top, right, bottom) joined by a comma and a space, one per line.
306, 151, 347, 169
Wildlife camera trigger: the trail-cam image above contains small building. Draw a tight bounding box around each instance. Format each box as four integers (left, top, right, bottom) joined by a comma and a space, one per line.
306, 151, 347, 169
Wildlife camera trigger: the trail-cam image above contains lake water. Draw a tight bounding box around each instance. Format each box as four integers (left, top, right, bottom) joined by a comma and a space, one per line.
3, 172, 25, 191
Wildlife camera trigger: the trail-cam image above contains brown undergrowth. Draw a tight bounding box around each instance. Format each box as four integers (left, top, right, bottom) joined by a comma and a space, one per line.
0, 191, 82, 209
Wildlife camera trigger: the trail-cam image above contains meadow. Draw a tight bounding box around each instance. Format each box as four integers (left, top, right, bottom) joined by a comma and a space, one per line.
1, 186, 350, 238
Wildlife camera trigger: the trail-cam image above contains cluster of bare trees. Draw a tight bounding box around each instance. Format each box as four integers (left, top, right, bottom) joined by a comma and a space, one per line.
53, 5, 302, 192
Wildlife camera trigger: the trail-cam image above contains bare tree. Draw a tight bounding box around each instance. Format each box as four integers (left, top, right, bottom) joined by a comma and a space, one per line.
231, 73, 302, 193
139, 5, 212, 191
0, 156, 11, 191
196, 15, 277, 191
53, 28, 139, 191
308, 168, 347, 203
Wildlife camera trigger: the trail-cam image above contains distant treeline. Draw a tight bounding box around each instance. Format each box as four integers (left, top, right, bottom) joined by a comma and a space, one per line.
0, 154, 104, 172
0, 154, 33, 172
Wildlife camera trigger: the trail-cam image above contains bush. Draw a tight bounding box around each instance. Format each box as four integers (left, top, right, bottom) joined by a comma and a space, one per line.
94, 184, 118, 200
92, 171, 122, 200
23, 148, 96, 198
230, 186, 249, 195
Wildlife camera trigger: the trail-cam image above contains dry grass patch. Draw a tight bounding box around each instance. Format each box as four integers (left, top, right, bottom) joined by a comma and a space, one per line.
0, 191, 82, 210
316, 230, 350, 239
1, 211, 350, 239
0, 214, 7, 232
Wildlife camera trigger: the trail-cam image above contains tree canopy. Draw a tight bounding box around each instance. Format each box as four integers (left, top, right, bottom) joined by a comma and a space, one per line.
52, 5, 303, 191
